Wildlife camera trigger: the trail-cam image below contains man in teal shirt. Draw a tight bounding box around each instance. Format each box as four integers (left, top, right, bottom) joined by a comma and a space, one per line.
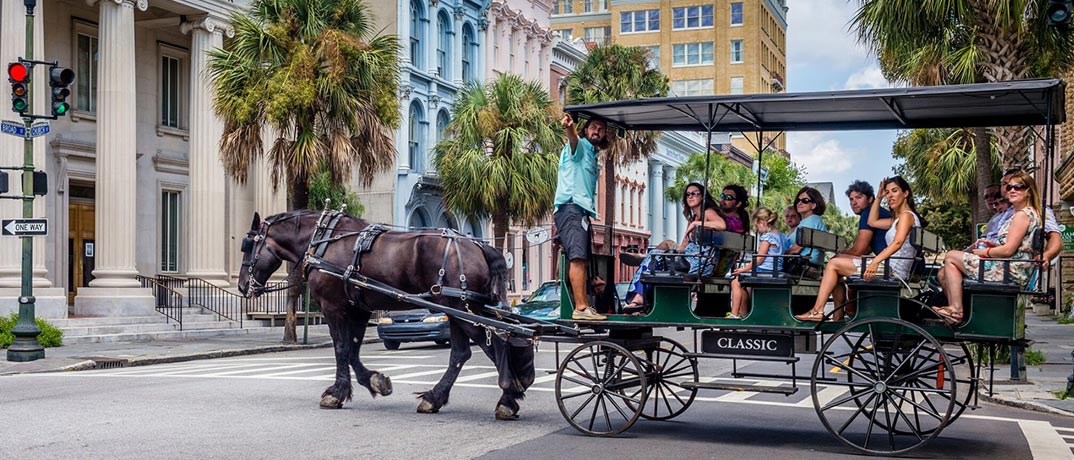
554, 113, 607, 321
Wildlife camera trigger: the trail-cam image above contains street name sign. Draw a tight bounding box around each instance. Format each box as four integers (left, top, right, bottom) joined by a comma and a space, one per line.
28, 122, 49, 138
2, 219, 48, 236
1, 120, 26, 138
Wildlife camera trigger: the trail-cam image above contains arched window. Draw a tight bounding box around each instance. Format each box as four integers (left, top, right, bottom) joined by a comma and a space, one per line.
410, 0, 425, 68
408, 101, 424, 172
408, 209, 429, 230
462, 24, 476, 81
436, 11, 451, 77
436, 110, 450, 143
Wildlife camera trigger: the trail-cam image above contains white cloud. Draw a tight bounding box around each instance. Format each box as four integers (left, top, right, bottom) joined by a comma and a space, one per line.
786, 0, 871, 72
787, 132, 855, 177
844, 65, 890, 90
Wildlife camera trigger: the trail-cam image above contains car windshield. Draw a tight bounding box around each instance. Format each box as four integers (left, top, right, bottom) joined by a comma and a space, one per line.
526, 284, 560, 302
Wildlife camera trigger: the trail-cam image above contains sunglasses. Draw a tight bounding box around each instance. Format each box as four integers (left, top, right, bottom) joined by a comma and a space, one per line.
1005, 183, 1029, 192
719, 193, 736, 201
686, 191, 703, 197
795, 197, 814, 205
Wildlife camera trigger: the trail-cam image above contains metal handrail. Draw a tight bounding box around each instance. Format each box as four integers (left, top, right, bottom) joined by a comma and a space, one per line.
136, 275, 183, 330
181, 276, 244, 327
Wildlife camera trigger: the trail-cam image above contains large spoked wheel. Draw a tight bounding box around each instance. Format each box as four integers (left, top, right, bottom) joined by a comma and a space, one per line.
811, 318, 955, 455
625, 338, 699, 421
555, 341, 648, 436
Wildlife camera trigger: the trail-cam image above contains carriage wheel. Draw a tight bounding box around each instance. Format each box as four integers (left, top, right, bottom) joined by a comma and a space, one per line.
811, 318, 955, 455
623, 338, 699, 421
555, 341, 648, 436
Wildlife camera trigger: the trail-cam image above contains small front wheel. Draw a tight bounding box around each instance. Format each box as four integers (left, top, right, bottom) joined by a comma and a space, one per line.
555, 341, 647, 436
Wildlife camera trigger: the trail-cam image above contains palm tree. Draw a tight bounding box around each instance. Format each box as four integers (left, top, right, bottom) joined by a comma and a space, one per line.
433, 74, 563, 253
208, 0, 400, 342
563, 44, 669, 257
853, 0, 1074, 215
207, 0, 401, 209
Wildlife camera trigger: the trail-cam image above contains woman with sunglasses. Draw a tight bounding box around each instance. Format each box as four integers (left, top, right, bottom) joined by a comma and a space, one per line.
720, 185, 751, 233
784, 186, 828, 271
795, 177, 923, 322
678, 182, 728, 276
934, 172, 1041, 325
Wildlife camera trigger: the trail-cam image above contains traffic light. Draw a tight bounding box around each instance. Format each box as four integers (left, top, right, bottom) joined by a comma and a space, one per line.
1047, 1, 1073, 26
8, 62, 30, 114
48, 66, 74, 117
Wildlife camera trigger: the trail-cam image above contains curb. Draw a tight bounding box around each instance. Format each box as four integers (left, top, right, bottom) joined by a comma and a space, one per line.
979, 391, 1074, 418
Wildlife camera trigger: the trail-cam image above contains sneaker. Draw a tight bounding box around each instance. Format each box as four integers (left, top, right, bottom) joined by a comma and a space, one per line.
725, 313, 740, 319
572, 306, 607, 321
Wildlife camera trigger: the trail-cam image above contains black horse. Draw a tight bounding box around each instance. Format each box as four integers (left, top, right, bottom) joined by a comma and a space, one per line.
237, 210, 535, 420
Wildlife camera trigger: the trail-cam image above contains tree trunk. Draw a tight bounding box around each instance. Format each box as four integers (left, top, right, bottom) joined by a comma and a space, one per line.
492, 210, 509, 253
282, 171, 311, 344
973, 127, 992, 225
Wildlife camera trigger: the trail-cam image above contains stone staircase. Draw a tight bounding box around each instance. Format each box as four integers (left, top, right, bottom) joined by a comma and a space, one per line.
53, 307, 281, 344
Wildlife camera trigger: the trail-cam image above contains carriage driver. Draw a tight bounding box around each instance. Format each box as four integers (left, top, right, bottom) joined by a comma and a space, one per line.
555, 113, 609, 321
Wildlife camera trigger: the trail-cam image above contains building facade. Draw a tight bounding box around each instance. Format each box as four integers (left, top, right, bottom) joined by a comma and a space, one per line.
549, 0, 788, 155
0, 0, 298, 318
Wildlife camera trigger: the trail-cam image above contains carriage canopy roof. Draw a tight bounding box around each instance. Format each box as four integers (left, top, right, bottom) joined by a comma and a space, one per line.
564, 79, 1066, 132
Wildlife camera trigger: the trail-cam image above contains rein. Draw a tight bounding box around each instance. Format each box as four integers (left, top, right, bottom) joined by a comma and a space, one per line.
241, 213, 305, 296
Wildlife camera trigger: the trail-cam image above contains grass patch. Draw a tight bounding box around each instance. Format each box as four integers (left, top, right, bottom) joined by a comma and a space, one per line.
0, 314, 63, 348
1058, 315, 1074, 325
970, 346, 1046, 365
1053, 390, 1070, 400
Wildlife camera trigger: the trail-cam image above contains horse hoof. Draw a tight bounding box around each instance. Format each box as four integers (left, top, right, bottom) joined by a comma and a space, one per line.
371, 373, 393, 397
320, 394, 344, 409
416, 398, 440, 414
495, 404, 519, 421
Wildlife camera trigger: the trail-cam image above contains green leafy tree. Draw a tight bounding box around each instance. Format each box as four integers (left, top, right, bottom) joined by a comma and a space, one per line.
308, 169, 365, 217
668, 151, 808, 217
823, 203, 861, 246
207, 0, 400, 342
564, 44, 669, 254
208, 0, 401, 209
433, 74, 562, 252
918, 198, 973, 251
853, 0, 1074, 217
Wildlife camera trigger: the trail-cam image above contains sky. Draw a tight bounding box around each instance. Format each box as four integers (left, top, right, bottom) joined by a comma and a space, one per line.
783, 0, 898, 213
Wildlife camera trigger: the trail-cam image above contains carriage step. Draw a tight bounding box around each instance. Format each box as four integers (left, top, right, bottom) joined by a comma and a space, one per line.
680, 381, 799, 395
684, 352, 799, 363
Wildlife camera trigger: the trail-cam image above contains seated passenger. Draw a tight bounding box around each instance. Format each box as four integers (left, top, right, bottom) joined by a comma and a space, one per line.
934, 172, 1041, 325
783, 205, 800, 252
843, 180, 891, 257
720, 184, 751, 233
795, 177, 924, 322
729, 207, 786, 318
677, 182, 729, 277
621, 239, 677, 312
784, 186, 829, 276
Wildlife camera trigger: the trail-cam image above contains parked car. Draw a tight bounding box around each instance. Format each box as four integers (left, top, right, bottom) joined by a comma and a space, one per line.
376, 309, 450, 350
517, 281, 632, 319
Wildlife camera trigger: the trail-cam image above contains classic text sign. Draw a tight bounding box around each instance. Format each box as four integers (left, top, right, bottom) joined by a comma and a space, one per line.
2, 218, 48, 236
702, 330, 794, 357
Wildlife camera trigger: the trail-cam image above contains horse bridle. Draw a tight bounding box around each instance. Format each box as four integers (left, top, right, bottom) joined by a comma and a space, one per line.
241, 216, 301, 296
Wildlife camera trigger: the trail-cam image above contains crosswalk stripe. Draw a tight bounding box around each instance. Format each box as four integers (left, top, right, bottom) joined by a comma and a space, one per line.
1019, 420, 1074, 460
203, 363, 316, 377
389, 369, 449, 380
455, 371, 501, 383
261, 366, 338, 378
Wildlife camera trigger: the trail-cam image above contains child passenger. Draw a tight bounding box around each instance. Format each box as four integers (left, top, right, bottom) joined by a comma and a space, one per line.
728, 208, 786, 319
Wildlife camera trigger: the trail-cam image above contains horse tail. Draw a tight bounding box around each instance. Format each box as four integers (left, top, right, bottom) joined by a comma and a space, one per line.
478, 242, 509, 305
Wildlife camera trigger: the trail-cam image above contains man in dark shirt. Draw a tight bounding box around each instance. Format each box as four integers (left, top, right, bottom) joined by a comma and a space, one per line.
844, 180, 891, 257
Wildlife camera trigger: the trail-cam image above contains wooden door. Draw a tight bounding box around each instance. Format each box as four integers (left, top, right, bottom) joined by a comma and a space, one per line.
67, 203, 95, 304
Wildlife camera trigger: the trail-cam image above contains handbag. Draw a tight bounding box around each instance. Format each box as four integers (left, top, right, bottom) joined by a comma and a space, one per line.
781, 256, 808, 276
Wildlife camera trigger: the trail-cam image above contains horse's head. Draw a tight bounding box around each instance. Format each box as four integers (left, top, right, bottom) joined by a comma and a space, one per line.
238, 212, 286, 298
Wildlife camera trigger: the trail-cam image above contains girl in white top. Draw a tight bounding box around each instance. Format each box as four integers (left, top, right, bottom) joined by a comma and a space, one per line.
729, 208, 786, 319
796, 176, 924, 322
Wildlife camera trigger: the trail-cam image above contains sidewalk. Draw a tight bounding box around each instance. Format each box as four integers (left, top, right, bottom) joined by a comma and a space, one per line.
982, 309, 1074, 417
0, 324, 367, 376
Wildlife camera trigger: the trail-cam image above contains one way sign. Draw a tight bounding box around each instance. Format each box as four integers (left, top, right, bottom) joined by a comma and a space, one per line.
2, 219, 48, 236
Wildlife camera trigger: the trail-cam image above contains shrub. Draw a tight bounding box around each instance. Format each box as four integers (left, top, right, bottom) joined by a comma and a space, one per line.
970, 345, 1046, 365
0, 314, 64, 348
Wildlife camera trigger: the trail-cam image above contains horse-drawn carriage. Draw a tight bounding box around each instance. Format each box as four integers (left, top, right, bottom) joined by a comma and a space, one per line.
546, 78, 1064, 455
237, 79, 1064, 457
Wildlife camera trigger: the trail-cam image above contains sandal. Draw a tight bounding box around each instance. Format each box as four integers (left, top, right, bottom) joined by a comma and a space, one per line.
794, 310, 825, 322
622, 301, 645, 314
931, 306, 964, 326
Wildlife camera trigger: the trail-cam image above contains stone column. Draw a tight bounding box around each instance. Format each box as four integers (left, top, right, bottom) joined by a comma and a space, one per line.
181, 16, 232, 286
452, 8, 463, 85
75, 0, 153, 316
538, 41, 550, 90
484, 15, 496, 74
650, 163, 665, 243
0, 0, 66, 318
665, 167, 679, 240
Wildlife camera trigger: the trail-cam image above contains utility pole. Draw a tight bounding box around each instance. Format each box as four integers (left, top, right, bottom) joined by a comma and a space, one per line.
4, 0, 74, 362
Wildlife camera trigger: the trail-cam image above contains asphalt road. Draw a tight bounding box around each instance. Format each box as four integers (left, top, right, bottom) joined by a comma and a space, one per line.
4, 330, 1074, 460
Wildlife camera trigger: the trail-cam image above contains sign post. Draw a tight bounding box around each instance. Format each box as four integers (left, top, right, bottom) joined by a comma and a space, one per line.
7, 0, 44, 362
